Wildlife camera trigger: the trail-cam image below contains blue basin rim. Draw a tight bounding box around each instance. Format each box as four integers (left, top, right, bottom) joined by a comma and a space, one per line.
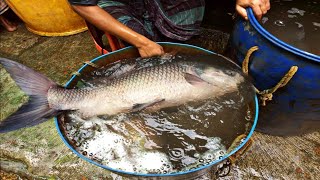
246, 8, 320, 63
54, 42, 259, 177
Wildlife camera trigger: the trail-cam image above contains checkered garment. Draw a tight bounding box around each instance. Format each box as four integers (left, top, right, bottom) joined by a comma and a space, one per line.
69, 0, 205, 41
0, 0, 9, 15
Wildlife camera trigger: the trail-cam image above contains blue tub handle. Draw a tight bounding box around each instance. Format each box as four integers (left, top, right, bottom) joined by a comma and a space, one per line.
242, 46, 299, 106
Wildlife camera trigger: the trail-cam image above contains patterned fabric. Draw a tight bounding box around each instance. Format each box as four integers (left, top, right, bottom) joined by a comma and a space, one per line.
0, 0, 9, 15
68, 0, 205, 41
68, 0, 98, 5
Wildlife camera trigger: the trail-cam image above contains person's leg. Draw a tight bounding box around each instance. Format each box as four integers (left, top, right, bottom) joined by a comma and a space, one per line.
0, 15, 17, 32
0, 0, 17, 32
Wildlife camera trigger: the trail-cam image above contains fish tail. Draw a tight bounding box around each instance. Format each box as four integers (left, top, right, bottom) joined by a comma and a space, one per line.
0, 58, 61, 133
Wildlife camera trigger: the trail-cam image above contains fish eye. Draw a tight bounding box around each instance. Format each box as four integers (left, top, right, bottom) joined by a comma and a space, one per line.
224, 70, 236, 76
195, 68, 204, 75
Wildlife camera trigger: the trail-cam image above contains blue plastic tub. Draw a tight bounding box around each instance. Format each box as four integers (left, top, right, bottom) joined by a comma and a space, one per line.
55, 42, 259, 179
231, 8, 320, 136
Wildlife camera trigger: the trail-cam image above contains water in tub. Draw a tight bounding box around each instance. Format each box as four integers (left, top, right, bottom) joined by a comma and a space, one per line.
60, 54, 255, 174
260, 0, 320, 55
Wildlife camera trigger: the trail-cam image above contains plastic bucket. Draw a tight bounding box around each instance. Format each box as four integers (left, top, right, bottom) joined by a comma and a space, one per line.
231, 8, 320, 136
54, 42, 259, 179
6, 0, 87, 36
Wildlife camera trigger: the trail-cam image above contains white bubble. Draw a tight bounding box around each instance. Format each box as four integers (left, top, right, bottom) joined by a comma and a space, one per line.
274, 20, 286, 27
313, 22, 320, 28
288, 14, 297, 18
262, 17, 269, 24
287, 7, 305, 16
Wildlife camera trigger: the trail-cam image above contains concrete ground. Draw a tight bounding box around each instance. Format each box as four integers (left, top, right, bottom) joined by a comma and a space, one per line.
0, 22, 319, 180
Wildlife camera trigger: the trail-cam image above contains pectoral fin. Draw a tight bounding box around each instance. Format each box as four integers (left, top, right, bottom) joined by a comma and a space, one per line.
184, 73, 209, 86
131, 99, 165, 112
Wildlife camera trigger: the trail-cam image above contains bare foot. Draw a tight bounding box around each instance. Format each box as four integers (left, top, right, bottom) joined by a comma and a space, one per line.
0, 15, 17, 32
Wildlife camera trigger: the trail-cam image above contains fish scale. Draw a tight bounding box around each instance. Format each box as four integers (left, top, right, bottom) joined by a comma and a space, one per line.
105, 63, 186, 97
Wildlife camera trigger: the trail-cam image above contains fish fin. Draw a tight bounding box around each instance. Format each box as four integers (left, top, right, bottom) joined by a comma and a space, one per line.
0, 58, 57, 96
131, 99, 165, 112
0, 96, 62, 133
0, 58, 60, 133
184, 73, 209, 86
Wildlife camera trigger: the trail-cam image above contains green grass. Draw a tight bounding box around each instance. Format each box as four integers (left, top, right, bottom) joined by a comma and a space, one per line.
0, 66, 28, 121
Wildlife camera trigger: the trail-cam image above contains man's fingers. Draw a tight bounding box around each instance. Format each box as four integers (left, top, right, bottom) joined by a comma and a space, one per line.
260, 0, 267, 14
137, 41, 164, 58
251, 3, 263, 20
236, 5, 248, 20
260, 0, 270, 14
266, 0, 271, 11
161, 47, 164, 54
236, 0, 270, 20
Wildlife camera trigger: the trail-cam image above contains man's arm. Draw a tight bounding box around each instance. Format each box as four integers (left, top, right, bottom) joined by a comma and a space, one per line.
71, 5, 164, 58
236, 0, 271, 20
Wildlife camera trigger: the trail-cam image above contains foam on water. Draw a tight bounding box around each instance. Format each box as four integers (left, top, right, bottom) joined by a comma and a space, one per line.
63, 101, 252, 174
61, 54, 254, 174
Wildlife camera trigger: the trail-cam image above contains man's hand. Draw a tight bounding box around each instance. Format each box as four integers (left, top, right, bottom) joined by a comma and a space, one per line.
71, 5, 164, 58
236, 0, 270, 20
136, 39, 164, 58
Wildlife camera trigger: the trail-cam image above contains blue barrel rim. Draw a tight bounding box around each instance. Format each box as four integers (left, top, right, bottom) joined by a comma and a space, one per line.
247, 8, 320, 63
54, 42, 259, 177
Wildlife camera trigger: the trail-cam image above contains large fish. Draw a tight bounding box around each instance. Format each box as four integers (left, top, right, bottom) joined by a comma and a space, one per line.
0, 55, 254, 133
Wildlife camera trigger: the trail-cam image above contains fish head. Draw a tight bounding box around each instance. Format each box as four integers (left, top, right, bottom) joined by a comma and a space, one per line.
197, 66, 245, 90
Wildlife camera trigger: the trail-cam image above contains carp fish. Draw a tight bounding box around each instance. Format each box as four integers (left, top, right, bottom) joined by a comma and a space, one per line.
0, 54, 254, 133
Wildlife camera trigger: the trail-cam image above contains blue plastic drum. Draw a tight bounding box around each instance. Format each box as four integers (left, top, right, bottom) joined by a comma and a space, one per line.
231, 8, 320, 136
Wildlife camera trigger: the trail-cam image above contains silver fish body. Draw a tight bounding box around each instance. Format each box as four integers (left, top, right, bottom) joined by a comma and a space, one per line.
0, 55, 253, 133
47, 60, 247, 118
